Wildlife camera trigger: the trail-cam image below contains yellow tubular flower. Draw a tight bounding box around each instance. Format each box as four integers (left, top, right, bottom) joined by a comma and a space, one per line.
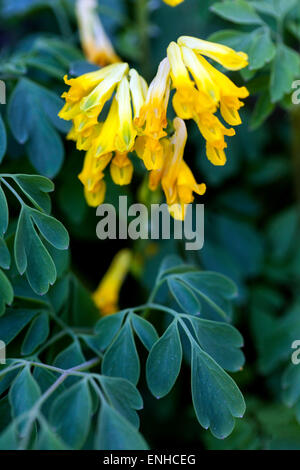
91, 98, 120, 158
129, 69, 148, 123
84, 179, 106, 207
76, 0, 120, 66
134, 58, 171, 171
166, 36, 249, 166
163, 0, 184, 5
115, 76, 136, 152
178, 36, 249, 71
110, 152, 134, 185
136, 57, 171, 140
149, 118, 206, 220
93, 249, 132, 315
80, 63, 128, 118
134, 135, 164, 171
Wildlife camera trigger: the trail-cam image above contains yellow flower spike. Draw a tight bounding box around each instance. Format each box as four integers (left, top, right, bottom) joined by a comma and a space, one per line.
93, 249, 132, 315
129, 69, 148, 122
178, 36, 249, 71
115, 76, 136, 152
181, 46, 220, 103
136, 57, 171, 140
76, 0, 120, 67
135, 135, 164, 171
163, 0, 184, 5
80, 62, 128, 118
110, 152, 134, 186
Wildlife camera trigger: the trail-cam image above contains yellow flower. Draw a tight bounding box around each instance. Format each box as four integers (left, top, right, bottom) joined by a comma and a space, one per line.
78, 148, 112, 206
59, 63, 147, 207
163, 0, 184, 6
134, 58, 171, 170
134, 135, 164, 171
149, 118, 206, 220
115, 76, 137, 152
110, 152, 134, 186
93, 249, 132, 315
167, 36, 249, 166
136, 58, 170, 140
178, 36, 249, 70
76, 0, 120, 66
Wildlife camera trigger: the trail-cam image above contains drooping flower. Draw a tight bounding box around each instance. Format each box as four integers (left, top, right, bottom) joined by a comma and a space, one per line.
163, 0, 184, 6
59, 31, 249, 218
167, 37, 249, 165
110, 152, 134, 186
76, 0, 120, 66
149, 118, 206, 220
135, 58, 171, 170
59, 63, 147, 203
93, 249, 132, 315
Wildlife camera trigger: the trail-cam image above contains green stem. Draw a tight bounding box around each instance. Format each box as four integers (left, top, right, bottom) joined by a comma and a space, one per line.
0, 177, 24, 206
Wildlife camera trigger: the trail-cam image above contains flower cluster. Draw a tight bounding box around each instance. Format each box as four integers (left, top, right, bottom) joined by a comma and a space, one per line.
59, 63, 148, 206
59, 36, 249, 219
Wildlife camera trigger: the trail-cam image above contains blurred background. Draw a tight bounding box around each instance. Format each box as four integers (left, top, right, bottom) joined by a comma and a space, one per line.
0, 0, 300, 449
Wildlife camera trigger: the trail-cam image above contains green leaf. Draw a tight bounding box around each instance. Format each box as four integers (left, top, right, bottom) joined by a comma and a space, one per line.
178, 272, 237, 321
94, 311, 126, 350
30, 209, 69, 250
191, 344, 245, 438
0, 114, 7, 163
0, 365, 22, 396
248, 28, 275, 70
189, 317, 245, 372
131, 314, 159, 351
271, 44, 300, 102
8, 79, 67, 178
250, 0, 298, 19
95, 402, 148, 450
0, 238, 11, 270
168, 278, 201, 315
50, 379, 92, 449
0, 270, 14, 316
13, 174, 54, 213
211, 1, 263, 25
53, 342, 85, 370
0, 185, 8, 236
21, 312, 49, 355
146, 320, 182, 398
14, 207, 57, 294
36, 422, 69, 450
0, 423, 18, 450
100, 376, 143, 428
102, 321, 140, 385
0, 308, 38, 343
250, 92, 275, 130
9, 367, 41, 433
